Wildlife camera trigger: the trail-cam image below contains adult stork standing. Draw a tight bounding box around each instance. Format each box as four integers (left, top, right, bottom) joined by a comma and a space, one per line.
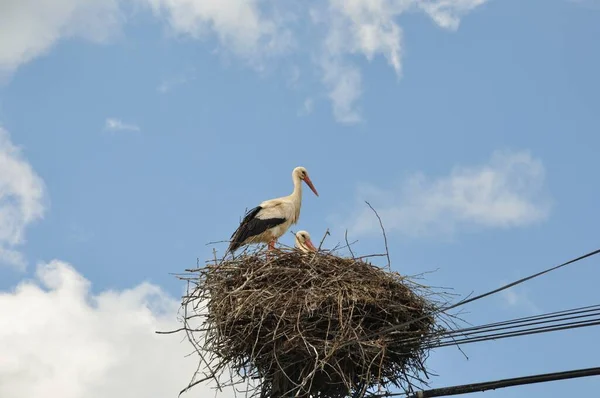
227, 166, 319, 254
294, 230, 317, 253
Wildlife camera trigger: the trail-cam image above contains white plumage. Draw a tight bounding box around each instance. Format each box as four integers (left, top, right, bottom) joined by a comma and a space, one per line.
228, 166, 319, 253
295, 230, 317, 253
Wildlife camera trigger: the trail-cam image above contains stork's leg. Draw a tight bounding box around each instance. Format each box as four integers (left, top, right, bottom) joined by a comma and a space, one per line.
265, 239, 275, 261
267, 239, 280, 260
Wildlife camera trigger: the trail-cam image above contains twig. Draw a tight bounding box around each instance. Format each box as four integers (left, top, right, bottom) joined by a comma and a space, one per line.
206, 240, 230, 246
355, 254, 388, 260
318, 228, 330, 251
345, 229, 356, 259
365, 201, 391, 272
180, 280, 222, 395
156, 327, 187, 335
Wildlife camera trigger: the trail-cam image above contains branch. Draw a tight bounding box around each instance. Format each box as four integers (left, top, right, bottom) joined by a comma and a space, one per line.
365, 201, 391, 271
318, 228, 331, 251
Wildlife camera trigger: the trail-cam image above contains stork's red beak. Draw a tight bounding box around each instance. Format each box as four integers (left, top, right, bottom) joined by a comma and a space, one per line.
303, 175, 319, 197
305, 238, 317, 252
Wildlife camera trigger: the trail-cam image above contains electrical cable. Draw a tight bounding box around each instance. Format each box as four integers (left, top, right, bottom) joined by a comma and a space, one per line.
367, 366, 600, 398
429, 304, 600, 348
352, 247, 600, 350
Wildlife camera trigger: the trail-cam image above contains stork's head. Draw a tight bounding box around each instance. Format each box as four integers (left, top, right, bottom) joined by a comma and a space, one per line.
295, 230, 317, 253
293, 166, 319, 197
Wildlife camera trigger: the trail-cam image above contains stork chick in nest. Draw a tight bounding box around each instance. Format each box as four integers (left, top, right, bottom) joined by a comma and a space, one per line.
228, 167, 319, 254
295, 230, 317, 253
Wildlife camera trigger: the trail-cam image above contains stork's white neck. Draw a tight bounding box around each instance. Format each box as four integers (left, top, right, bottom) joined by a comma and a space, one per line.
289, 174, 303, 223
291, 174, 302, 200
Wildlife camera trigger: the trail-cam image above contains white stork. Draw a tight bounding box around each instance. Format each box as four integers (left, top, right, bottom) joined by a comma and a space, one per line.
294, 230, 317, 253
227, 166, 319, 253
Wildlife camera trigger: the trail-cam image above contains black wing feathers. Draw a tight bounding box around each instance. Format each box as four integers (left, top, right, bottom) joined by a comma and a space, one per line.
230, 206, 262, 239
228, 206, 286, 252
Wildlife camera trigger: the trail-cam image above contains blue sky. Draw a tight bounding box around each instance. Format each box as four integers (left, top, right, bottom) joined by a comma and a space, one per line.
0, 0, 599, 397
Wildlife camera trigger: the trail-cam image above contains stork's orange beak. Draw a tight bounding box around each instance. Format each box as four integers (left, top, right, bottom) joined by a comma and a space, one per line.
304, 175, 319, 197
305, 238, 317, 252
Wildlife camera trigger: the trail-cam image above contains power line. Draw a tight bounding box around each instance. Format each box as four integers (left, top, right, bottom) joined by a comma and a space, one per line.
431, 318, 600, 348
367, 247, 600, 344
429, 304, 600, 348
369, 366, 600, 398
439, 304, 600, 338
389, 304, 600, 349
360, 250, 600, 397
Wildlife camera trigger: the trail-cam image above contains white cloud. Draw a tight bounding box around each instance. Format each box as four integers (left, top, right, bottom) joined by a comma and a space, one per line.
0, 0, 487, 123
418, 0, 488, 30
0, 0, 291, 78
142, 0, 293, 66
157, 66, 197, 93
298, 97, 314, 116
0, 259, 237, 398
0, 0, 122, 78
320, 57, 363, 124
500, 285, 540, 314
286, 65, 302, 88
315, 0, 487, 123
338, 150, 551, 238
0, 127, 45, 269
157, 75, 189, 93
104, 118, 140, 132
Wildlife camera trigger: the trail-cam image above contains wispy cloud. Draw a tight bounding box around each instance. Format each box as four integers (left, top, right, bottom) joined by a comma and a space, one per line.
144, 0, 293, 67
0, 0, 488, 122
0, 126, 46, 269
157, 76, 188, 94
313, 0, 487, 123
157, 67, 197, 93
320, 58, 363, 124
333, 150, 551, 238
298, 97, 314, 116
286, 65, 302, 89
500, 285, 541, 314
104, 118, 140, 132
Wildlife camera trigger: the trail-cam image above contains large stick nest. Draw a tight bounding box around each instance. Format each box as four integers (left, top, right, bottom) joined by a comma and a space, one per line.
178, 246, 453, 398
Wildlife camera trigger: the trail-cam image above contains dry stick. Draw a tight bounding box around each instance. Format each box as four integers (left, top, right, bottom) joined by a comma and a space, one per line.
355, 254, 388, 260
206, 240, 231, 246
213, 248, 219, 266
345, 229, 356, 259
318, 228, 331, 251
179, 279, 222, 396
365, 201, 391, 272
156, 327, 187, 335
